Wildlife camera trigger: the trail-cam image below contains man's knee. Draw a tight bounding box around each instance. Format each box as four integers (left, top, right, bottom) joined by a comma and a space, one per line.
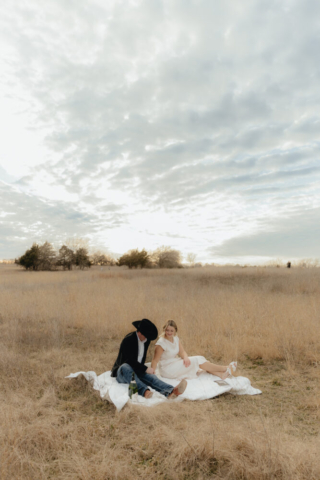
118, 363, 133, 375
117, 363, 134, 383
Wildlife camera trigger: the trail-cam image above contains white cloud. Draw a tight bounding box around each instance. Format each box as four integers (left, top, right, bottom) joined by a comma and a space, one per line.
0, 0, 320, 261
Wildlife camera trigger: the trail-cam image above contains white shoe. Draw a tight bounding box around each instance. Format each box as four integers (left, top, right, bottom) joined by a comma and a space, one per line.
226, 361, 237, 376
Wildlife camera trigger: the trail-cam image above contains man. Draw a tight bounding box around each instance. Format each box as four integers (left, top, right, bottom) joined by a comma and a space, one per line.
111, 318, 187, 399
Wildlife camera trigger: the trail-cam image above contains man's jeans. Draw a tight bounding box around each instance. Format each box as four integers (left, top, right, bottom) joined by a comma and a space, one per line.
116, 363, 174, 397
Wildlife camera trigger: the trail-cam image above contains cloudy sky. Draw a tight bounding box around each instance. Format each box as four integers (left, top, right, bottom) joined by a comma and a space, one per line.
1, 0, 319, 263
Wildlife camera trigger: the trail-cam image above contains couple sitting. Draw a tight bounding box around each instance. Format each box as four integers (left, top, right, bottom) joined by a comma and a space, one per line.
111, 318, 237, 399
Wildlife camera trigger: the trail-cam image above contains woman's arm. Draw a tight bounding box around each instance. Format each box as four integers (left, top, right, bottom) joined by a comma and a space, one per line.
179, 340, 191, 367
151, 345, 164, 371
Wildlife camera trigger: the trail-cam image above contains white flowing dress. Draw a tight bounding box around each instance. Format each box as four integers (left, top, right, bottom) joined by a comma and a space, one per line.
155, 335, 207, 380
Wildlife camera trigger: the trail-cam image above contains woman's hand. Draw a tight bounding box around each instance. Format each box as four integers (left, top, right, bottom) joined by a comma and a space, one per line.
179, 340, 190, 367
183, 357, 191, 367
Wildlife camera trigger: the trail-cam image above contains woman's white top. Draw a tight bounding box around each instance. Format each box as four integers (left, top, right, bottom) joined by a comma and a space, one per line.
155, 335, 207, 380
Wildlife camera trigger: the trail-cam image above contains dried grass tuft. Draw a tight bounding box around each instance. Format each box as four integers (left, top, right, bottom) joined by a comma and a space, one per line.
0, 264, 320, 479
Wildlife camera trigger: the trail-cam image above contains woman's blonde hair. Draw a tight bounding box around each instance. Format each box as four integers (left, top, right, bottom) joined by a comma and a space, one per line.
161, 320, 178, 337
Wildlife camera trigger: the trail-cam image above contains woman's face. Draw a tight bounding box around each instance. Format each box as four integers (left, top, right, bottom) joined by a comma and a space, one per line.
165, 325, 176, 338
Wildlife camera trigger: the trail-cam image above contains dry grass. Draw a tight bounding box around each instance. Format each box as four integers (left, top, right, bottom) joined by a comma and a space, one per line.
0, 264, 319, 479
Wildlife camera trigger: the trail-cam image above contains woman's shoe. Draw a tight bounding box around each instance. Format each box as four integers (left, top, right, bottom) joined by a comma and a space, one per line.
227, 361, 237, 376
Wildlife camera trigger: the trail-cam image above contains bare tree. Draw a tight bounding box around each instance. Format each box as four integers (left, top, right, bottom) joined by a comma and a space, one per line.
151, 246, 182, 268
296, 258, 320, 268
91, 250, 115, 266
57, 245, 75, 270
186, 252, 197, 267
38, 242, 57, 270
65, 237, 89, 252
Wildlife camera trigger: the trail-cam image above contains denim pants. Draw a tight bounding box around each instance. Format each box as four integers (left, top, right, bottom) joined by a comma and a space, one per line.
116, 363, 174, 397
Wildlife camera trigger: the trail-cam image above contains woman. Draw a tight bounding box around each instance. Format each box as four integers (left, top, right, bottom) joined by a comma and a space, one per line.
151, 320, 237, 380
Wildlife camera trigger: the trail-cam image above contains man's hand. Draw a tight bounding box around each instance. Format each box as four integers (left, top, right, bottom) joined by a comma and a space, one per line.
146, 367, 155, 374
183, 357, 191, 368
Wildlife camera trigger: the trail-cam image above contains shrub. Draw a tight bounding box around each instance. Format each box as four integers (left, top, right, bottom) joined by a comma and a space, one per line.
117, 249, 150, 269
151, 246, 182, 268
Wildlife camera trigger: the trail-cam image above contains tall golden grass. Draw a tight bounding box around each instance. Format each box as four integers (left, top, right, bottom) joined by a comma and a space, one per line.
0, 264, 319, 479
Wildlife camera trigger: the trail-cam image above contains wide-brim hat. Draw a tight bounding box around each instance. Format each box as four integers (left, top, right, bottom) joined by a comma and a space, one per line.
132, 318, 158, 341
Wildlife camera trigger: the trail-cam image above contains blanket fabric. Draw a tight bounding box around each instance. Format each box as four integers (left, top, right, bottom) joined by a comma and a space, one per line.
66, 369, 262, 411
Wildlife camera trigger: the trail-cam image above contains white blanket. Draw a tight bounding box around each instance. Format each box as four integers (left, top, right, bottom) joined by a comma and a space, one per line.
66, 370, 262, 411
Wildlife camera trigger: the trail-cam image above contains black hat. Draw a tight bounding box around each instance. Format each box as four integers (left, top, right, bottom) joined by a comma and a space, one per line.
132, 318, 158, 341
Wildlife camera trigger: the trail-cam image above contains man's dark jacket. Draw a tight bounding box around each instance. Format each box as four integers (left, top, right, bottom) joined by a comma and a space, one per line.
111, 332, 150, 377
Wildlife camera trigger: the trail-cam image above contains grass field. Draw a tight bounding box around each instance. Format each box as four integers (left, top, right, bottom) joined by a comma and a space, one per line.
0, 264, 319, 479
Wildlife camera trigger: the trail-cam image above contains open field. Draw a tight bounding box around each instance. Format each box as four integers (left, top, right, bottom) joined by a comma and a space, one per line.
1, 264, 320, 479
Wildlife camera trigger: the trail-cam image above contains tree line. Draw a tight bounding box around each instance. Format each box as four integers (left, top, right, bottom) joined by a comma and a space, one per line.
15, 242, 184, 271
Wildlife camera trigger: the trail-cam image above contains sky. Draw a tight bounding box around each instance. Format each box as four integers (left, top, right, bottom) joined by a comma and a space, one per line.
0, 0, 320, 264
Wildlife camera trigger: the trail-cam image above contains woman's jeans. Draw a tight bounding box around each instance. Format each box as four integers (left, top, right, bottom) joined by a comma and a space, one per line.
116, 363, 174, 397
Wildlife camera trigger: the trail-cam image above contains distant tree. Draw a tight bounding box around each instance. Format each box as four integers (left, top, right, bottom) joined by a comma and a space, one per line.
17, 243, 40, 270
65, 237, 90, 252
117, 249, 150, 269
91, 250, 115, 266
186, 252, 197, 267
296, 258, 320, 268
57, 245, 75, 270
74, 248, 91, 270
266, 258, 285, 268
16, 241, 93, 271
152, 246, 182, 268
38, 241, 57, 270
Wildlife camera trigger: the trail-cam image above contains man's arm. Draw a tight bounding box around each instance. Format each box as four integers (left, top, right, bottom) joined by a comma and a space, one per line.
121, 336, 148, 375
